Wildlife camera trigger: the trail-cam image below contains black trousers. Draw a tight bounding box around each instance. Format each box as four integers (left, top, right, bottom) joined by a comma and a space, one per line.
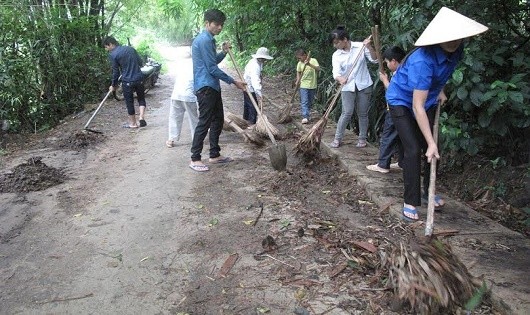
389, 105, 436, 206
191, 87, 224, 162
243, 91, 258, 124
122, 80, 146, 115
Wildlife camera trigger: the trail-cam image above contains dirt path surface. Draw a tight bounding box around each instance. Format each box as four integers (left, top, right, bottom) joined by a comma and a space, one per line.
0, 46, 526, 314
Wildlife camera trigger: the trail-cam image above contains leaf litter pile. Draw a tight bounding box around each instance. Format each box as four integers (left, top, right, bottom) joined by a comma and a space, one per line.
0, 157, 66, 193
240, 155, 495, 314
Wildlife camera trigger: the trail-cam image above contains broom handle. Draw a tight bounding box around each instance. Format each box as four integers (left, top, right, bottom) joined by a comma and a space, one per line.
371, 25, 384, 74
225, 117, 248, 139
322, 44, 366, 119
84, 89, 113, 129
227, 48, 277, 145
289, 51, 311, 104
425, 104, 441, 236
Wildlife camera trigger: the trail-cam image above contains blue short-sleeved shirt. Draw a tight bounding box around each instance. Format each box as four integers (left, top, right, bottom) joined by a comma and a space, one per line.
192, 29, 235, 93
386, 44, 463, 111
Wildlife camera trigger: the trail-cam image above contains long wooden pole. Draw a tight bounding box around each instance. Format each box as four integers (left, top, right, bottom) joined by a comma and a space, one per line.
425, 105, 441, 236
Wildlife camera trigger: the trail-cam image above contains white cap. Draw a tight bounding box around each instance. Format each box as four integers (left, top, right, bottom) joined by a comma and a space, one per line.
252, 47, 273, 60
415, 7, 488, 46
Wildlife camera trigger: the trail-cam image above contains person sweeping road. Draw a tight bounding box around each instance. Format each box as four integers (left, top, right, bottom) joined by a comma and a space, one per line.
103, 36, 148, 129
242, 47, 274, 126
295, 49, 320, 124
386, 7, 488, 221
328, 25, 378, 149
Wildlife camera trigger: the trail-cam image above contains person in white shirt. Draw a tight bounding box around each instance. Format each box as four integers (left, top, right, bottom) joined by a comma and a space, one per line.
243, 47, 273, 125
329, 25, 378, 148
166, 50, 199, 148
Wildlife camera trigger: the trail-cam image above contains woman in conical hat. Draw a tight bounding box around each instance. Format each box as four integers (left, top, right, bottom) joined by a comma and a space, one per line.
385, 7, 488, 221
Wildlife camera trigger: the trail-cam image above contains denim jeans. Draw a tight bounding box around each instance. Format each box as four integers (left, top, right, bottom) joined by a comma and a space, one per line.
334, 86, 372, 142
299, 88, 316, 119
377, 111, 402, 169
191, 87, 224, 162
168, 99, 199, 141
243, 92, 258, 124
122, 80, 146, 115
390, 105, 436, 206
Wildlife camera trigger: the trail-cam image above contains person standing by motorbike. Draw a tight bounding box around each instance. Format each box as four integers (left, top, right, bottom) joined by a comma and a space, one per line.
103, 36, 147, 128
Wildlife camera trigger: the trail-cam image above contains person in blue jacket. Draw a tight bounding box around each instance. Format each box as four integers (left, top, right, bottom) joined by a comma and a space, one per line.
104, 36, 147, 129
386, 7, 488, 221
189, 9, 246, 172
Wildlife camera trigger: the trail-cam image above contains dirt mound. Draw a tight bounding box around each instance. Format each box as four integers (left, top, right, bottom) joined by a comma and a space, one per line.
57, 130, 105, 150
0, 157, 66, 193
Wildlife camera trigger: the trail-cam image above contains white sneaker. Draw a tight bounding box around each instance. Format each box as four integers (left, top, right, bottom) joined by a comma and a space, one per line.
301, 118, 308, 124
390, 162, 401, 170
366, 164, 390, 174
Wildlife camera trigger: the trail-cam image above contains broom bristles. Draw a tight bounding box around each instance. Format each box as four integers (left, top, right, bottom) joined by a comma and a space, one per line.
277, 103, 294, 124
224, 117, 264, 146
254, 114, 279, 138
226, 112, 250, 129
387, 238, 481, 313
295, 117, 328, 156
243, 130, 265, 146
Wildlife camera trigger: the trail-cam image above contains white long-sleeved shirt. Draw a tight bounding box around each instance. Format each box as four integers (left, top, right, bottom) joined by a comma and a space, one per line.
171, 58, 197, 103
332, 41, 377, 92
243, 58, 263, 97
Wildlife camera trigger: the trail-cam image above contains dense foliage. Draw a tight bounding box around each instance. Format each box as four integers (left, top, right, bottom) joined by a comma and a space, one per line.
0, 1, 112, 132
0, 0, 528, 166
192, 0, 529, 165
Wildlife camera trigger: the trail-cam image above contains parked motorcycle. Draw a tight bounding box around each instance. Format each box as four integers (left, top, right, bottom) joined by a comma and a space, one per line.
113, 57, 162, 101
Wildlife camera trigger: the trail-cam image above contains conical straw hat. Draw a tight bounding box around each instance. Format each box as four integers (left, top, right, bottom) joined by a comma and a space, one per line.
415, 7, 488, 46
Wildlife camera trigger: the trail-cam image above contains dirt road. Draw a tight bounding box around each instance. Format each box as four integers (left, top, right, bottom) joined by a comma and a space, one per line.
1, 47, 504, 314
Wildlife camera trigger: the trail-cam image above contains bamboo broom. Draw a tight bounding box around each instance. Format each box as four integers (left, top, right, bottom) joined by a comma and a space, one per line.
387, 105, 483, 313
295, 43, 367, 156
277, 51, 311, 124
224, 115, 264, 146
226, 48, 279, 138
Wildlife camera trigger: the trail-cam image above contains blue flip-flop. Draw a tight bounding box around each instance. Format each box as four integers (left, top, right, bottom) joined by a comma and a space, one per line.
421, 194, 445, 210
209, 156, 233, 164
402, 206, 419, 222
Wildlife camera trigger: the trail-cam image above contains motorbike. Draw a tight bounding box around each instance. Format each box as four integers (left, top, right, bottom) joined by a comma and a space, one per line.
113, 57, 162, 101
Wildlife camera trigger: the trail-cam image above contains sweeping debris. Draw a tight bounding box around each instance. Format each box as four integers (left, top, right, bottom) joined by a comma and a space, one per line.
223, 111, 250, 131
224, 115, 264, 146
294, 85, 342, 157
386, 237, 483, 313
226, 48, 279, 139
295, 45, 366, 157
227, 48, 286, 171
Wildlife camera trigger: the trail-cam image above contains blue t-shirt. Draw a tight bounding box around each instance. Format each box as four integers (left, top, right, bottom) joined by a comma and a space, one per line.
386, 44, 463, 111
192, 29, 234, 93
109, 45, 144, 86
